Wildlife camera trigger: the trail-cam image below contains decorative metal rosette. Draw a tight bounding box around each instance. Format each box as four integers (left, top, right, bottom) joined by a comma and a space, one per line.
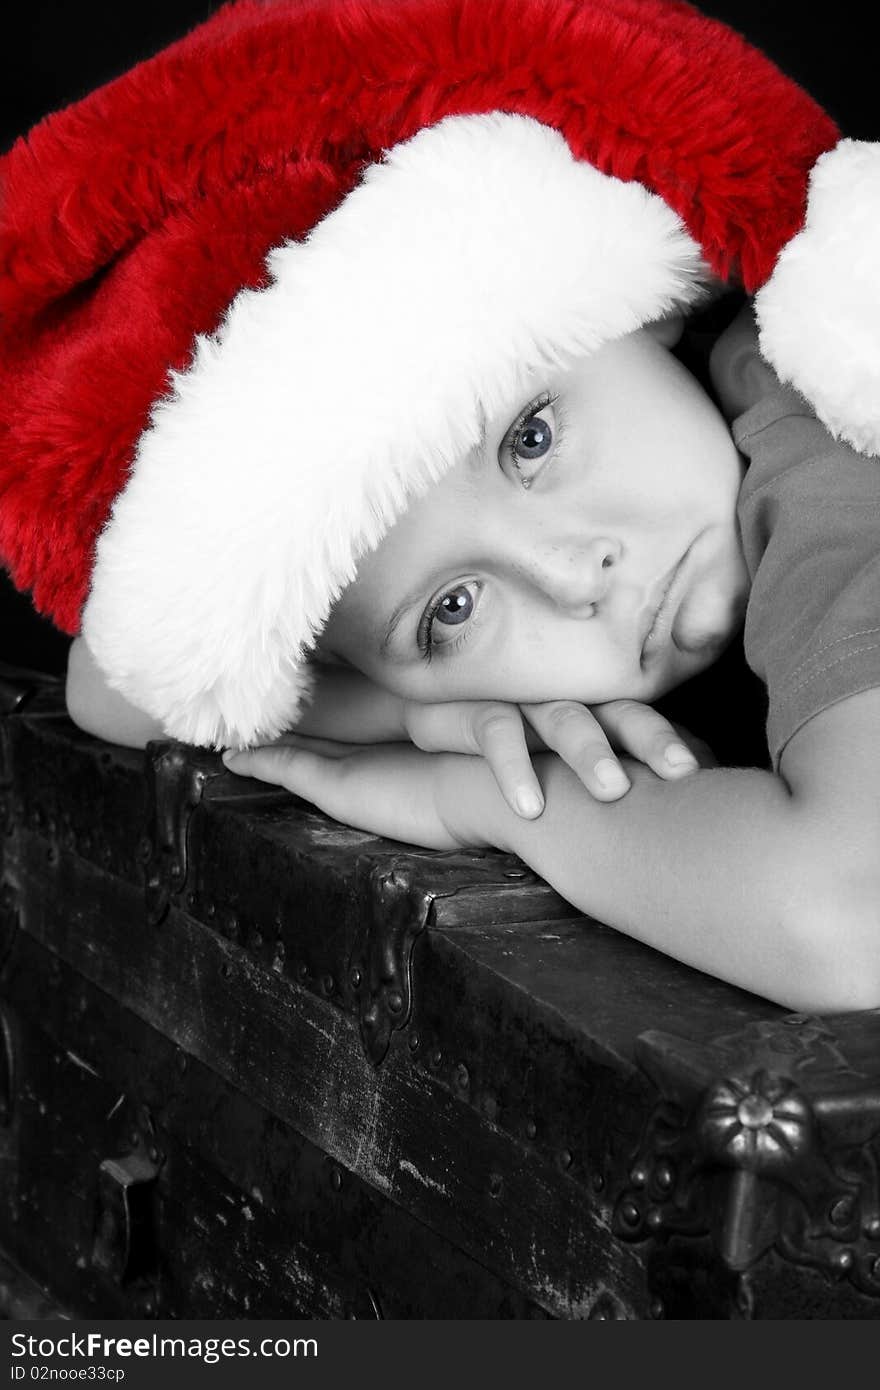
700, 1069, 813, 1173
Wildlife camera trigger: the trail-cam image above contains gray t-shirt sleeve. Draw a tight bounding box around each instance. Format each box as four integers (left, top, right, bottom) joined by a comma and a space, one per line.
733, 389, 880, 769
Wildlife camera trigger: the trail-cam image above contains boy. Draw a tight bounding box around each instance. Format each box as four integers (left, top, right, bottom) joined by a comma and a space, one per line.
4, 0, 880, 1010
67, 299, 880, 1014
219, 305, 880, 1016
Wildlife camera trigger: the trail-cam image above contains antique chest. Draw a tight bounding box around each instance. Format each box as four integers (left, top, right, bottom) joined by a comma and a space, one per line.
1, 663, 879, 1320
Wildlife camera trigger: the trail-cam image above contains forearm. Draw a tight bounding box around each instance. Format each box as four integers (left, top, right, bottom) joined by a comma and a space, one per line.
292, 665, 406, 742
498, 757, 867, 1011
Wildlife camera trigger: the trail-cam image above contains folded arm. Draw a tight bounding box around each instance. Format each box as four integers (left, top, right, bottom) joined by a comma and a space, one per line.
225, 686, 880, 1013
499, 688, 880, 1013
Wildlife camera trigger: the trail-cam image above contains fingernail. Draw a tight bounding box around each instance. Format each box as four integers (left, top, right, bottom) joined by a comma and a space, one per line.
221, 750, 239, 766
664, 743, 698, 770
595, 758, 629, 793
515, 787, 544, 818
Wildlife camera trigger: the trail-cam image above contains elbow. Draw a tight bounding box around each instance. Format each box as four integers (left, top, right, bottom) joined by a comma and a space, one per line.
773, 865, 880, 1014
65, 637, 163, 749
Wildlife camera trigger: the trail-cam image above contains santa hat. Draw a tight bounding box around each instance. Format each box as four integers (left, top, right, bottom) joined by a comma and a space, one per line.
1, 0, 875, 748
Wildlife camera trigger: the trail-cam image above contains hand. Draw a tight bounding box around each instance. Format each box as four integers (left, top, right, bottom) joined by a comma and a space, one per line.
401, 696, 703, 818
222, 736, 507, 851
709, 303, 782, 421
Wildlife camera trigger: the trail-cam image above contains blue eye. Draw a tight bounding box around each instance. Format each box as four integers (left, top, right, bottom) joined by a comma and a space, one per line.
514, 412, 553, 461
418, 579, 481, 658
502, 393, 559, 486
434, 585, 473, 626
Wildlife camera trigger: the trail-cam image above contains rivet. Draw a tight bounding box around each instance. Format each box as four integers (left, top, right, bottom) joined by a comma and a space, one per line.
863, 1217, 880, 1240
646, 1208, 663, 1231
226, 913, 239, 937
871, 1255, 880, 1281
387, 989, 403, 1014
205, 901, 216, 920
620, 1200, 640, 1228
148, 1146, 160, 1164
408, 1032, 421, 1052
455, 1063, 470, 1090
525, 1119, 537, 1140
558, 1149, 573, 1171
330, 1167, 343, 1192
833, 1248, 854, 1272
430, 1049, 443, 1069
350, 966, 362, 989
323, 974, 335, 995
629, 1164, 648, 1188
656, 1161, 675, 1191
650, 1298, 665, 1319
830, 1196, 855, 1228
488, 1172, 503, 1198
591, 1173, 605, 1194
130, 1130, 141, 1148
737, 1094, 774, 1129
186, 892, 196, 909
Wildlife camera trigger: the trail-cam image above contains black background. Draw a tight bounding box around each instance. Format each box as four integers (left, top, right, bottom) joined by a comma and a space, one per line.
1, 0, 875, 696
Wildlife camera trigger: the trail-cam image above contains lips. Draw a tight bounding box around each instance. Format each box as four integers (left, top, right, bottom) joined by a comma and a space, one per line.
639, 546, 692, 665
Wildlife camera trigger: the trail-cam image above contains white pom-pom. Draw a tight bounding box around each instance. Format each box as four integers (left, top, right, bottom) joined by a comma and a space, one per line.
756, 139, 880, 457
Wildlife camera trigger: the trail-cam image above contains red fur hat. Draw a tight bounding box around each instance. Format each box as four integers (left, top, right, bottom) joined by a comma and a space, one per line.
1, 0, 874, 747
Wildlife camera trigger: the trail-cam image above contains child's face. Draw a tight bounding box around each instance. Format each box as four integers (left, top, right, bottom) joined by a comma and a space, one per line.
319, 328, 749, 707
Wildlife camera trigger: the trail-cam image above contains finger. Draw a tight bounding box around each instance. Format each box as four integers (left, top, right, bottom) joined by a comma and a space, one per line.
591, 700, 699, 779
229, 732, 353, 759
405, 701, 545, 819
670, 724, 718, 769
469, 704, 545, 819
221, 744, 343, 798
521, 702, 631, 801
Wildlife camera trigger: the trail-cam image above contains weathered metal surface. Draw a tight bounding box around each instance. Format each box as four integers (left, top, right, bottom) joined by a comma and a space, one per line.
3, 682, 880, 1318
351, 859, 432, 1065
613, 1014, 880, 1316
144, 742, 223, 926
92, 1152, 162, 1284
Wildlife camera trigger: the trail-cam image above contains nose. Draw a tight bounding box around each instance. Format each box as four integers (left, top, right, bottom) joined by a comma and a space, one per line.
516, 534, 622, 614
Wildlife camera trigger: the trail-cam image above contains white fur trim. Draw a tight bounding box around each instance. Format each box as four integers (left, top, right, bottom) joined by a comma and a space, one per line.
755, 139, 880, 456
83, 112, 707, 747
